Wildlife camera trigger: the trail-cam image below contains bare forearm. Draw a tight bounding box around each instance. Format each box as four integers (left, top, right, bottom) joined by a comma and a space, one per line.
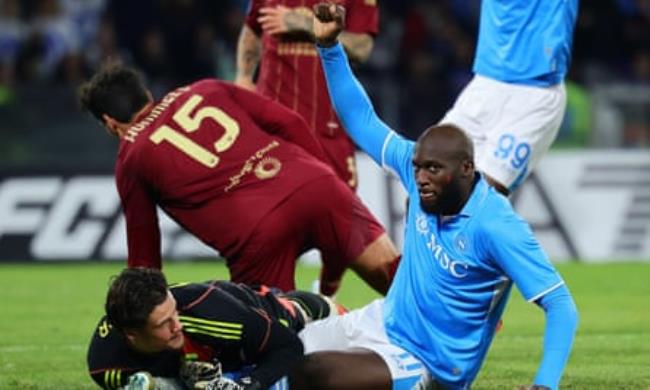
281, 10, 373, 63
236, 25, 262, 84
339, 32, 374, 63
285, 10, 314, 36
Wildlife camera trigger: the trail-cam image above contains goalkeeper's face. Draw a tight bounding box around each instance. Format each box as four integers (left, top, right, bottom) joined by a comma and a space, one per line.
127, 292, 185, 353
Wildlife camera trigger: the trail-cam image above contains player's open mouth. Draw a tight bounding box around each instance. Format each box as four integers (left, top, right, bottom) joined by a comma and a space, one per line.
419, 190, 437, 201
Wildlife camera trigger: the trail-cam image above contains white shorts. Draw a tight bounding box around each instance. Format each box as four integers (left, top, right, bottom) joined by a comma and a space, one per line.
299, 299, 429, 390
440, 75, 566, 191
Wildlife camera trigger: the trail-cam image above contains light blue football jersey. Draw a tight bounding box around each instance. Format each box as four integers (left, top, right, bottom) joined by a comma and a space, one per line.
379, 132, 564, 388
473, 0, 579, 86
318, 41, 570, 390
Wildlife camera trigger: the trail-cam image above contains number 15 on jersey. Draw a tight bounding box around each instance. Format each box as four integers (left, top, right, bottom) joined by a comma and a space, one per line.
150, 94, 241, 168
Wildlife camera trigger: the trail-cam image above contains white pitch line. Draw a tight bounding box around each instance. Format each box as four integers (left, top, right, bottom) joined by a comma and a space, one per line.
0, 344, 85, 353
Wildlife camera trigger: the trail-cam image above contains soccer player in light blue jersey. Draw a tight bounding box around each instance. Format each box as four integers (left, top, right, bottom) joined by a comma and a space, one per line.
291, 5, 579, 390
439, 0, 579, 195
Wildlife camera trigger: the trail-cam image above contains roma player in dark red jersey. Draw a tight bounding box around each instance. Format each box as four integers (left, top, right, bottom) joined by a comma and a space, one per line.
235, 0, 378, 190
78, 64, 398, 296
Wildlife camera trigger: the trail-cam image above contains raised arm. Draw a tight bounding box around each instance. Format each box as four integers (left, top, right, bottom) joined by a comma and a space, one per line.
313, 3, 392, 164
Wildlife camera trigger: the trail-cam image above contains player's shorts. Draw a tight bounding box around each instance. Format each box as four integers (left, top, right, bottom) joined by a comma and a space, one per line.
440, 75, 567, 191
299, 299, 429, 390
228, 175, 385, 292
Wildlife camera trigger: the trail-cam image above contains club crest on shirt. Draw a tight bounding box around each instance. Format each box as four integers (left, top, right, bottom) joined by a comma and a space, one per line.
225, 141, 279, 192
255, 157, 282, 180
455, 234, 468, 253
416, 213, 429, 235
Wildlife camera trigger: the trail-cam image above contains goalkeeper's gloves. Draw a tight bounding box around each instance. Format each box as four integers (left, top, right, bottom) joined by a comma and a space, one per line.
180, 360, 222, 389
203, 376, 263, 390
180, 360, 262, 390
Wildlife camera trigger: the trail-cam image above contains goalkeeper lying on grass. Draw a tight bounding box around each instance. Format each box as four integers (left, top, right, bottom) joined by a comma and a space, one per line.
87, 268, 342, 389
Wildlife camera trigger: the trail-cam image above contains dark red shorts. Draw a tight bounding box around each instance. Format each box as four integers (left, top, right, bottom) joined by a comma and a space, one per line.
228, 174, 385, 291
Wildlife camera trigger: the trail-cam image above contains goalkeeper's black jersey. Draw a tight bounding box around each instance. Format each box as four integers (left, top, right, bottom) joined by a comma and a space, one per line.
87, 281, 306, 389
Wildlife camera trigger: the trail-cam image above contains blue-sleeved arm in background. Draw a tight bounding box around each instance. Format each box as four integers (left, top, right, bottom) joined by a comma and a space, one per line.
317, 42, 392, 165
533, 284, 579, 389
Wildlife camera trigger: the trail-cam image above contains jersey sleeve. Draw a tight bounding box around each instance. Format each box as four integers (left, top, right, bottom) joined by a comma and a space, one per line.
318, 43, 415, 183
87, 318, 135, 389
486, 213, 564, 302
345, 0, 379, 35
178, 285, 303, 388
222, 81, 329, 162
381, 132, 416, 187
87, 316, 181, 389
534, 285, 579, 389
115, 162, 162, 268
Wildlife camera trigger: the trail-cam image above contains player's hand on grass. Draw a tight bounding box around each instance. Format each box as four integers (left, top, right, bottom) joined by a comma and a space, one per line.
313, 3, 345, 47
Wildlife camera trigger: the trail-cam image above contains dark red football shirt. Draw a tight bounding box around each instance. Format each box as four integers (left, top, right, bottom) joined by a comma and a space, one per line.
246, 0, 379, 187
115, 79, 334, 268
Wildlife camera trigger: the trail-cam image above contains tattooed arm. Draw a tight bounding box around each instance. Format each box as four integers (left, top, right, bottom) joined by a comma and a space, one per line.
257, 5, 373, 63
235, 24, 262, 90
339, 32, 373, 63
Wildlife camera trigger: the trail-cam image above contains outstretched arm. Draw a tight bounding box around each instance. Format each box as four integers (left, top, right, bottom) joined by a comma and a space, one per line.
488, 217, 578, 390
313, 4, 392, 165
531, 285, 579, 389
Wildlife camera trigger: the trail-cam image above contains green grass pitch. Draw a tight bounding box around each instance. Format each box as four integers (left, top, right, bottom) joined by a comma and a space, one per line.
1, 261, 649, 389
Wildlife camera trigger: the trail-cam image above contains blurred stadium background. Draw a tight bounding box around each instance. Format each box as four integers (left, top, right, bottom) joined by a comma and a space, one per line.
0, 0, 648, 388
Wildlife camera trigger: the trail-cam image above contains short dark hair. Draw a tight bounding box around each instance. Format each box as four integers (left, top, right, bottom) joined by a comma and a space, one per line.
78, 63, 150, 123
105, 268, 169, 330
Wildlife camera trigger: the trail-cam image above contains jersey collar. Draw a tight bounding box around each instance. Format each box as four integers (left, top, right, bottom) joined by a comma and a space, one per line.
458, 173, 489, 218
